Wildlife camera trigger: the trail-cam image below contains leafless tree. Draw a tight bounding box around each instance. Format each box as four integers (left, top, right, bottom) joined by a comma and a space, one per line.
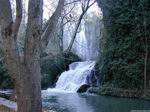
41, 0, 65, 51
0, 0, 43, 112
66, 0, 96, 53
51, 0, 96, 53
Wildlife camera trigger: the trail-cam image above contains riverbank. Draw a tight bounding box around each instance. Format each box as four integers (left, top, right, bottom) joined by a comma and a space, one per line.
0, 97, 57, 112
1, 87, 150, 102
0, 97, 17, 112
0, 88, 150, 112
87, 86, 150, 101
0, 91, 51, 112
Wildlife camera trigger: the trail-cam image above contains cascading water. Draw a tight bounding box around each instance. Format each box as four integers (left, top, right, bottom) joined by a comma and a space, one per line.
46, 61, 95, 92
44, 3, 102, 93
63, 7, 103, 60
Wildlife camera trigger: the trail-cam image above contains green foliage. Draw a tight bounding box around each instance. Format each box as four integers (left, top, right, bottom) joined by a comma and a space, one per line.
0, 62, 13, 89
41, 52, 80, 89
0, 52, 79, 90
97, 0, 150, 89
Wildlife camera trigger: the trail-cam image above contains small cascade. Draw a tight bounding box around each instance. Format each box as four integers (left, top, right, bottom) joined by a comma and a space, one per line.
46, 61, 95, 92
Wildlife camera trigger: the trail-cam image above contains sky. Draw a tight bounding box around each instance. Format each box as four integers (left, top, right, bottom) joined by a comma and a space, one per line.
11, 0, 102, 21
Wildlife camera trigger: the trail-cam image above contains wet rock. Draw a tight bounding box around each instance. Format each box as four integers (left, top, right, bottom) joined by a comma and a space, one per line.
87, 87, 99, 94
77, 84, 90, 93
86, 67, 99, 87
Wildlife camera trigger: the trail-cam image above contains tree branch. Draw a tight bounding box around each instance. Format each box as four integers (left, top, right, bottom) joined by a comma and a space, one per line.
41, 0, 65, 50
64, 0, 80, 6
87, 0, 96, 9
12, 0, 22, 39
0, 0, 21, 81
66, 0, 96, 52
24, 0, 43, 64
0, 0, 13, 29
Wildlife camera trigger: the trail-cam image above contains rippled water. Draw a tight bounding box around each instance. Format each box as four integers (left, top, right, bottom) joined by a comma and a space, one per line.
42, 91, 150, 112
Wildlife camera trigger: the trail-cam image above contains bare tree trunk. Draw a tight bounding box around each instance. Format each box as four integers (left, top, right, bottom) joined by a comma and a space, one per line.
59, 20, 64, 52
144, 18, 147, 90
0, 0, 22, 90
66, 0, 96, 53
41, 0, 65, 50
16, 66, 42, 112
22, 0, 43, 111
66, 13, 84, 52
144, 36, 148, 90
0, 0, 43, 112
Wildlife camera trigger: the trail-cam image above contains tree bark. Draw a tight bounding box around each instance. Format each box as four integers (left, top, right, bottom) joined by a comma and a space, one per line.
66, 13, 84, 52
41, 0, 65, 50
0, 0, 43, 112
16, 66, 42, 112
144, 36, 148, 90
144, 16, 147, 90
66, 0, 96, 53
22, 0, 43, 112
59, 19, 64, 52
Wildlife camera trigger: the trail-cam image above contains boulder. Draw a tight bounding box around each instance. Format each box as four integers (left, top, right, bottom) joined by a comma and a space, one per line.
77, 84, 90, 93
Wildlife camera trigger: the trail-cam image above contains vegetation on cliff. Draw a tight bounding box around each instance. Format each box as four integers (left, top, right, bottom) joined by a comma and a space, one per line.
97, 0, 150, 89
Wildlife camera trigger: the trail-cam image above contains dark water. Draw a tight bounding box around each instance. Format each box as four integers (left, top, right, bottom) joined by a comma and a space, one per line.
42, 92, 150, 112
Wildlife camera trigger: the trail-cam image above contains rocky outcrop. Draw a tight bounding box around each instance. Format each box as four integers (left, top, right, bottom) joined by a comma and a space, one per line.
86, 67, 99, 87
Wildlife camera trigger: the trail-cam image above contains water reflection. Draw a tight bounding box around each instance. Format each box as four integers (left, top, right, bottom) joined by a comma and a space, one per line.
42, 91, 150, 112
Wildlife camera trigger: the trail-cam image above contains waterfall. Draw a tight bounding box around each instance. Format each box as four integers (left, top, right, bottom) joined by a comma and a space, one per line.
46, 61, 96, 92
63, 5, 103, 60
44, 3, 102, 93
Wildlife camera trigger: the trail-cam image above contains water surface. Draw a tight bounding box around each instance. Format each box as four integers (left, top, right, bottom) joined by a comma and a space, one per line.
42, 91, 150, 112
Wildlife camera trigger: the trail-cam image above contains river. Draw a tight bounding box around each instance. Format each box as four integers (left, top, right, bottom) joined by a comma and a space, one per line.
42, 61, 150, 112
42, 91, 150, 112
